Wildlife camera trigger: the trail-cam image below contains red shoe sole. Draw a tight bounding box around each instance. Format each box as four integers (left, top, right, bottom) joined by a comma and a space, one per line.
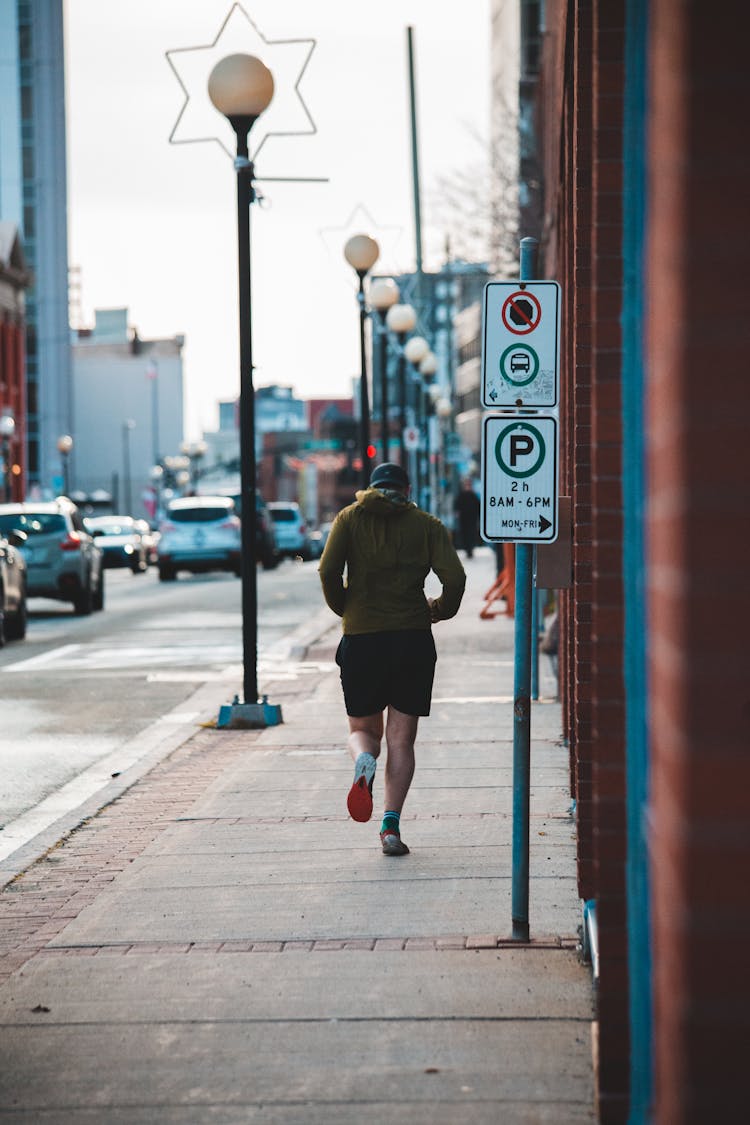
347, 776, 373, 822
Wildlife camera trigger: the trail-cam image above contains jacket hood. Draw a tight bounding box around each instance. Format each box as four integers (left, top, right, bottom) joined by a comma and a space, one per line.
354, 487, 416, 517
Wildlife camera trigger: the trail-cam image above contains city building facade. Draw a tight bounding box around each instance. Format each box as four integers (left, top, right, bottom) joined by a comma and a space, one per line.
0, 222, 29, 500
72, 308, 184, 517
0, 0, 72, 492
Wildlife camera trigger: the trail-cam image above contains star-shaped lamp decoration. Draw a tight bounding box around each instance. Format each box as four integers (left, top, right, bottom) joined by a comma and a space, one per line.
166, 3, 316, 163
319, 205, 406, 290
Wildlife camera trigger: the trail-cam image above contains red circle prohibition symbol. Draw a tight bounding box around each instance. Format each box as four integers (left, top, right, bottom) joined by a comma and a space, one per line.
501, 290, 542, 335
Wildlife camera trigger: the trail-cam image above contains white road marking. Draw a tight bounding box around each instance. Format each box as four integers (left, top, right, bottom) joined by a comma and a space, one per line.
5, 643, 339, 678
6, 644, 241, 671
3, 644, 81, 672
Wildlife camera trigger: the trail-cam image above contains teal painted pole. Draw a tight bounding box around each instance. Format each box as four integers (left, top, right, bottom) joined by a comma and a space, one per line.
511, 236, 539, 942
531, 557, 540, 700
622, 0, 653, 1115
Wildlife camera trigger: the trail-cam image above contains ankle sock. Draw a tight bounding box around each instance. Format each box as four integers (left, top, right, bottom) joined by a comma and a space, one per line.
380, 810, 401, 835
354, 752, 377, 788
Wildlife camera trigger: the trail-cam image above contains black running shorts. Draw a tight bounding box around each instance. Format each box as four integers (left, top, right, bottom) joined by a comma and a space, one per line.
335, 629, 437, 718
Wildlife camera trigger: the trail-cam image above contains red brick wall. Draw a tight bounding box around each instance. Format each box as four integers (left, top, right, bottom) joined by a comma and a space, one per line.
647, 1, 750, 1120
570, 0, 596, 907
540, 2, 630, 1120
589, 3, 629, 1119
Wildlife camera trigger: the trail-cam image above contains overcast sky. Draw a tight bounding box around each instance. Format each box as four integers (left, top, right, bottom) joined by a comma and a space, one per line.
64, 0, 491, 440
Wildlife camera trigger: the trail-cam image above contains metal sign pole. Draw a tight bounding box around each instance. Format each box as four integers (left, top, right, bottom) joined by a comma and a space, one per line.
511, 236, 539, 942
531, 561, 540, 701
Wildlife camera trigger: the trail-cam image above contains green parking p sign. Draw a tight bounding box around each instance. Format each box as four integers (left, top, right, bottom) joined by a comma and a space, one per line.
481, 415, 558, 543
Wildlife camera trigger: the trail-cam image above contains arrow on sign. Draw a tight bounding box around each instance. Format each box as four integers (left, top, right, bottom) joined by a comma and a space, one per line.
539, 515, 552, 533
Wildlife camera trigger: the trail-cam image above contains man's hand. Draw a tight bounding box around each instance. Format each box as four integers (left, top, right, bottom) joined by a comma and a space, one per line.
427, 597, 441, 623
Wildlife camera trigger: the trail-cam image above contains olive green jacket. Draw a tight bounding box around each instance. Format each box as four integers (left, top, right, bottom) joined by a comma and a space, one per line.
318, 487, 466, 635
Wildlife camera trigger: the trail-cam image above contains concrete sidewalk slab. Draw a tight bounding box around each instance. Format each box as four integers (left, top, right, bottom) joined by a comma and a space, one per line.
1, 1019, 593, 1124
2, 948, 592, 1022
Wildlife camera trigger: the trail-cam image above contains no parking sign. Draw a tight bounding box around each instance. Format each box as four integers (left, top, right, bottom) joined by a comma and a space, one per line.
482, 281, 560, 409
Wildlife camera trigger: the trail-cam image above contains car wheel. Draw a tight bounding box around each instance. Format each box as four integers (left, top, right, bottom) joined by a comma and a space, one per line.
159, 565, 176, 582
93, 571, 105, 611
73, 578, 94, 616
5, 595, 27, 640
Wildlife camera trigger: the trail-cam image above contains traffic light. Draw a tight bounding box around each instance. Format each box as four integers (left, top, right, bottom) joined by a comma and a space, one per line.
366, 444, 376, 461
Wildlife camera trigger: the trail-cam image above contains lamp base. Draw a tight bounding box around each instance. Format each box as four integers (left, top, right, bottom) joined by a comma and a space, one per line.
217, 697, 283, 730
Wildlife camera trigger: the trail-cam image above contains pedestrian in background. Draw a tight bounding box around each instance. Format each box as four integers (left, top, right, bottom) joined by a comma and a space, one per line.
318, 462, 466, 856
455, 477, 481, 558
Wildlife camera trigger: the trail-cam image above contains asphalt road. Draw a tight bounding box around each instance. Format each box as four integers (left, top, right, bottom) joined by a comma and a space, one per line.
0, 558, 327, 836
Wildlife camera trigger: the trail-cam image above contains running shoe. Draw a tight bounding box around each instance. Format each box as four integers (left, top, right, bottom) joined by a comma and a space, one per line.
347, 752, 377, 822
380, 829, 410, 856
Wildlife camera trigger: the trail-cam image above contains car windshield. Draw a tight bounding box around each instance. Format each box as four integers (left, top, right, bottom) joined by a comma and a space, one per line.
87, 519, 135, 535
169, 506, 231, 524
0, 513, 66, 537
269, 509, 297, 522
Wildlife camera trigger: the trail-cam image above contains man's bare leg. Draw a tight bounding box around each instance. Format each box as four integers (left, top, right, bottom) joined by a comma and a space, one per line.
383, 706, 418, 813
346, 714, 383, 823
347, 713, 383, 762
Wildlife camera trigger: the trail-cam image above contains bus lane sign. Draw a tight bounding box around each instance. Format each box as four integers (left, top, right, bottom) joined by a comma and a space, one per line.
481, 414, 558, 543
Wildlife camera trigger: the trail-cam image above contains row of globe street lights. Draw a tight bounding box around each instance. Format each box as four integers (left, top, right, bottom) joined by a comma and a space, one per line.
342, 235, 449, 505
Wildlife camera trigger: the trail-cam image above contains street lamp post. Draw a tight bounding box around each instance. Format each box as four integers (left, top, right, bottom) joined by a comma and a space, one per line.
435, 394, 453, 522
0, 414, 15, 503
369, 278, 400, 460
403, 335, 430, 501
418, 350, 438, 512
149, 464, 164, 523
122, 420, 135, 515
385, 303, 417, 464
343, 234, 380, 488
208, 52, 281, 728
57, 434, 73, 496
146, 359, 160, 467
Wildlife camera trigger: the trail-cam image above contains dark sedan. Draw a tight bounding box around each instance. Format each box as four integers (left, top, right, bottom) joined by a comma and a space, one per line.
0, 525, 28, 644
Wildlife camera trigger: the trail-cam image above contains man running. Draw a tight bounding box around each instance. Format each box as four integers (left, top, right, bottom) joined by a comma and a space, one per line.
318, 462, 466, 856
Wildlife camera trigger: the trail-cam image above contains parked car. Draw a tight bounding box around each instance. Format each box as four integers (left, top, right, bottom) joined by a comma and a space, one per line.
196, 487, 279, 570
254, 493, 280, 570
267, 502, 312, 560
0, 499, 104, 615
0, 524, 28, 645
308, 521, 333, 560
84, 515, 148, 573
157, 496, 242, 581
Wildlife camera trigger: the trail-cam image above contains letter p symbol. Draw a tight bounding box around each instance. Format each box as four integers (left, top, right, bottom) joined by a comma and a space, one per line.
510, 433, 534, 466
